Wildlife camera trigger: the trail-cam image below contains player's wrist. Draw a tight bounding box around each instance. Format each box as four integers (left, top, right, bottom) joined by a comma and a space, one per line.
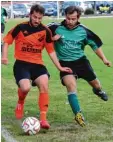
102, 58, 107, 62
57, 66, 63, 71
1, 57, 8, 61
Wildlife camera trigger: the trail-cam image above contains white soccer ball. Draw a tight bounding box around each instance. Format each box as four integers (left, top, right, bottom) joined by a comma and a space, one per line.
22, 117, 40, 135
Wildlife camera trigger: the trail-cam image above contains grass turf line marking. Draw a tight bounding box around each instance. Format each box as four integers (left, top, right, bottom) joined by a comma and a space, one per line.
1, 126, 18, 142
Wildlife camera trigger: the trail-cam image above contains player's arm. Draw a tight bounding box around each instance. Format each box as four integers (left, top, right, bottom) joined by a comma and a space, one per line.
47, 23, 61, 41
1, 43, 9, 65
4, 8, 8, 17
52, 34, 61, 41
45, 42, 72, 72
1, 29, 13, 65
45, 27, 72, 72
3, 8, 8, 22
49, 51, 72, 72
85, 27, 111, 67
2, 25, 21, 65
94, 48, 111, 67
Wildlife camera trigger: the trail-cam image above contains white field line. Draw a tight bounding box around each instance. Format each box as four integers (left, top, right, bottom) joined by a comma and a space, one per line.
81, 15, 113, 19
51, 15, 113, 20
1, 126, 18, 142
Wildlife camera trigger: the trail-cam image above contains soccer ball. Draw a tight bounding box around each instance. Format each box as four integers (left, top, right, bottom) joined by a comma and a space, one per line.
22, 117, 40, 135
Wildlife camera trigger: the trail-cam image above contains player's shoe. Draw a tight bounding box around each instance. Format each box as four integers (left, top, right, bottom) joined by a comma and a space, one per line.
93, 88, 108, 101
40, 120, 50, 129
75, 112, 85, 127
15, 103, 24, 119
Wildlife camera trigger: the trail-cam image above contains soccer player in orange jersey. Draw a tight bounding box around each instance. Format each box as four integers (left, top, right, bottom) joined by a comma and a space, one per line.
1, 4, 72, 129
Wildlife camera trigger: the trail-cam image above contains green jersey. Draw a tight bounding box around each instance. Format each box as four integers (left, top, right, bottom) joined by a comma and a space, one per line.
1, 7, 7, 24
48, 21, 103, 61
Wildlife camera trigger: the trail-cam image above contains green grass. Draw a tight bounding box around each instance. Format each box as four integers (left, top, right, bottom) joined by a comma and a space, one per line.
1, 17, 113, 142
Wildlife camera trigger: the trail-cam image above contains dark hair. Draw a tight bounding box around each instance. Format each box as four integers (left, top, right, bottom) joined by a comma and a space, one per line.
30, 4, 45, 15
65, 6, 81, 18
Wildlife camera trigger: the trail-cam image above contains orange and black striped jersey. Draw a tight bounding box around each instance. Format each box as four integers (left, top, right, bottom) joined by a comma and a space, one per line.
3, 21, 55, 64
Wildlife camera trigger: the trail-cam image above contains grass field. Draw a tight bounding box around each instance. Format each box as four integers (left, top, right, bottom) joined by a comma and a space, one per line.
1, 17, 113, 142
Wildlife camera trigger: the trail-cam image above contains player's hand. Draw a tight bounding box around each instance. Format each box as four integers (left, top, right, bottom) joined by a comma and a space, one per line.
103, 59, 112, 67
1, 58, 8, 65
52, 35, 61, 41
4, 18, 8, 23
60, 67, 73, 73
5, 20, 7, 23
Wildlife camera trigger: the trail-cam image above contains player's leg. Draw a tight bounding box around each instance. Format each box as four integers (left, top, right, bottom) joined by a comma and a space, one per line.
81, 59, 108, 101
31, 64, 50, 129
15, 79, 31, 119
13, 60, 31, 119
89, 79, 108, 101
62, 75, 85, 127
34, 74, 50, 129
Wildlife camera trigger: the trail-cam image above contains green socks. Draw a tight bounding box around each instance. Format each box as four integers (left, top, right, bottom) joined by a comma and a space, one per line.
68, 92, 80, 115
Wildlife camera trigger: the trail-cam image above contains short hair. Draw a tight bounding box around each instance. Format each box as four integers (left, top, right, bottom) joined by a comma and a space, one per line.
65, 6, 81, 18
30, 4, 45, 15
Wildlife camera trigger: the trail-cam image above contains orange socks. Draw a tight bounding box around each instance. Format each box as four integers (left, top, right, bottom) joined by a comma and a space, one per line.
38, 93, 49, 121
18, 89, 49, 120
18, 88, 28, 104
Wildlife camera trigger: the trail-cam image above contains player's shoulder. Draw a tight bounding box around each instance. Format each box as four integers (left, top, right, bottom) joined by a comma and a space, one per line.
41, 24, 52, 33
79, 24, 97, 35
17, 21, 29, 27
79, 24, 89, 30
47, 22, 60, 28
47, 22, 61, 33
13, 21, 30, 31
79, 24, 102, 45
9, 21, 28, 33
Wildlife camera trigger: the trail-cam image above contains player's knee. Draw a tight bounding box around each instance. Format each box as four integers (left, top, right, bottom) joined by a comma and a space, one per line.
21, 86, 31, 93
66, 82, 76, 92
39, 84, 48, 93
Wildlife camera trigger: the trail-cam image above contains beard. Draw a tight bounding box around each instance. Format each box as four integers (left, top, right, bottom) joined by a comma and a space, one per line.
30, 18, 39, 27
67, 24, 75, 29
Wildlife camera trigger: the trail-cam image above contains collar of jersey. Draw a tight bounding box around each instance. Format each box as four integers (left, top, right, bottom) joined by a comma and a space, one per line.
28, 21, 42, 28
61, 20, 80, 30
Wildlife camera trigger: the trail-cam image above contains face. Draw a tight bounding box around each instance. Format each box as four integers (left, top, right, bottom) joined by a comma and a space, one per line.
30, 11, 43, 27
65, 11, 79, 29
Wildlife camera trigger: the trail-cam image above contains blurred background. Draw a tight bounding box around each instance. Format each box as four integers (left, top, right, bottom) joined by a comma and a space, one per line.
1, 1, 113, 19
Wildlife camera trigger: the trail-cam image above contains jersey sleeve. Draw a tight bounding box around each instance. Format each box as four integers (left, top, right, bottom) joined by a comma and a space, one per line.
45, 27, 55, 54
47, 22, 59, 36
4, 8, 7, 17
3, 24, 21, 45
83, 26, 103, 51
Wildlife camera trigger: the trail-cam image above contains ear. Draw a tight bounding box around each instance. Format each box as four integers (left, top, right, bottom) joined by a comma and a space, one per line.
77, 15, 80, 20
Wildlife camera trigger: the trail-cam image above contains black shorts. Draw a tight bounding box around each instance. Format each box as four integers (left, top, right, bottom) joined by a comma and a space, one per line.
59, 56, 96, 85
13, 60, 50, 86
1, 23, 5, 33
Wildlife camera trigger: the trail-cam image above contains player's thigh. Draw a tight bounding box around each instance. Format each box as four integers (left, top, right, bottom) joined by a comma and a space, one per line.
79, 59, 96, 82
19, 79, 31, 92
63, 75, 77, 92
31, 64, 50, 87
13, 60, 31, 89
34, 74, 49, 93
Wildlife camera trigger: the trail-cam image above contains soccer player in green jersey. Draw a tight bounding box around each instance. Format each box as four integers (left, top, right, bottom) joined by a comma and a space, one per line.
48, 6, 111, 127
